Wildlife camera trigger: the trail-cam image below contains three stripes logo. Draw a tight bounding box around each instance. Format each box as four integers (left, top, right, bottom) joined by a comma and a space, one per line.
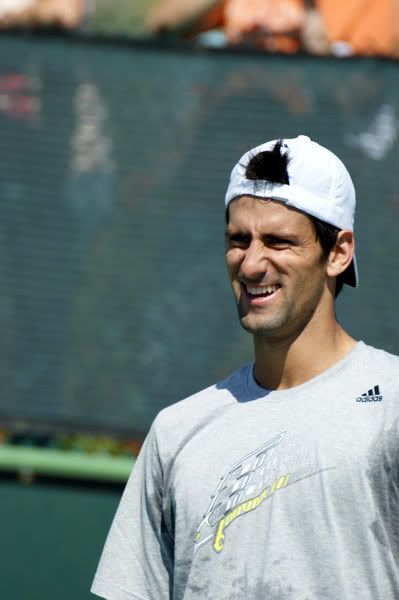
356, 385, 383, 403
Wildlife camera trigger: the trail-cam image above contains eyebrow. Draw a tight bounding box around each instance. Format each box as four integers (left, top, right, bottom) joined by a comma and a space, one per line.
264, 233, 301, 243
225, 227, 301, 241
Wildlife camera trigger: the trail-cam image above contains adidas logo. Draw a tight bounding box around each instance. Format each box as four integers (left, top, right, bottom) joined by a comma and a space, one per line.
356, 385, 383, 403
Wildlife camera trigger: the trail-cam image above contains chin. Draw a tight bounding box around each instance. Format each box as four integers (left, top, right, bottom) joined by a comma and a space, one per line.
239, 316, 283, 336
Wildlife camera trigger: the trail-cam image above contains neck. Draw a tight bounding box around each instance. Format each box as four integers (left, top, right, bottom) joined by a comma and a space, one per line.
252, 304, 356, 391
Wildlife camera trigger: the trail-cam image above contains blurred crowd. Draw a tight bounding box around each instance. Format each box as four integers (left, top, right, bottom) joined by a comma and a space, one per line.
0, 0, 398, 57
0, 0, 84, 29
149, 0, 399, 57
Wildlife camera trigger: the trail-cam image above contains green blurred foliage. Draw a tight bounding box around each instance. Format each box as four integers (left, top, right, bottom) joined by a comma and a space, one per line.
91, 0, 159, 36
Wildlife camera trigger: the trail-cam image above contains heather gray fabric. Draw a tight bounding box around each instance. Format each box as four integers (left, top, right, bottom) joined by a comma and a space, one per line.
92, 341, 399, 600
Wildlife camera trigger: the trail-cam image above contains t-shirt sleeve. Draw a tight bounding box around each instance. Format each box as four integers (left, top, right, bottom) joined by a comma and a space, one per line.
91, 419, 174, 600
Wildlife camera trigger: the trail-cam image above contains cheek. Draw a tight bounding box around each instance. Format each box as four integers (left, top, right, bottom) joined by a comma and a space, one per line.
283, 254, 326, 287
297, 259, 327, 294
225, 250, 243, 276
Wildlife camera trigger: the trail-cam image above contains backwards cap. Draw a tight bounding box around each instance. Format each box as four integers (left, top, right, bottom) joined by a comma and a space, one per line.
225, 135, 358, 288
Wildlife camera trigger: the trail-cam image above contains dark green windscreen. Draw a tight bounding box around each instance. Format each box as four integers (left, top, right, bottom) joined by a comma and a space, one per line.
0, 34, 398, 435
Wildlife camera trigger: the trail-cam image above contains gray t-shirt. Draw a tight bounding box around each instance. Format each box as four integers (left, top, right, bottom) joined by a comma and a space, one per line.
92, 341, 399, 599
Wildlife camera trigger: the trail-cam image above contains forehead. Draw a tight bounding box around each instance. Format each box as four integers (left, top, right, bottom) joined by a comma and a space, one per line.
227, 195, 314, 234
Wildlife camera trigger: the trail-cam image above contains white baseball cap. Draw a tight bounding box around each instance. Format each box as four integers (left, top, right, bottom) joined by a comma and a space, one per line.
225, 135, 358, 288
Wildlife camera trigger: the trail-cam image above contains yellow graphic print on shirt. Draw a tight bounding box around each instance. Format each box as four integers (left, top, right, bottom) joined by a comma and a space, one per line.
195, 432, 289, 553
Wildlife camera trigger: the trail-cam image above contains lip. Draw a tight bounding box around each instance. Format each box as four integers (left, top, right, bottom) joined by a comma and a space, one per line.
241, 283, 281, 307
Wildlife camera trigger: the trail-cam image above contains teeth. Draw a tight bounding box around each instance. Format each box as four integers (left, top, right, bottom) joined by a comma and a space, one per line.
247, 285, 279, 296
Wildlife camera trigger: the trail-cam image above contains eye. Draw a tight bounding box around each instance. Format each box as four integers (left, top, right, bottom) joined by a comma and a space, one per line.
225, 233, 250, 248
266, 236, 293, 248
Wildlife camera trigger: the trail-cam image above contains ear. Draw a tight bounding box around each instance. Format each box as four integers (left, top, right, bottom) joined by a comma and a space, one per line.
326, 229, 355, 279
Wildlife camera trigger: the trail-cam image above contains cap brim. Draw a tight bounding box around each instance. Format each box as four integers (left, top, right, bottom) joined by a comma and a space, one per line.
341, 254, 358, 288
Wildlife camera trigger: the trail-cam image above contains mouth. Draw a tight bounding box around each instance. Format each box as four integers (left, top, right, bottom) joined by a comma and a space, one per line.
243, 283, 281, 305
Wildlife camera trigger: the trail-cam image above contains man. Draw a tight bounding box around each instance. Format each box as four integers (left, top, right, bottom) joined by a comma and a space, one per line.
92, 135, 399, 599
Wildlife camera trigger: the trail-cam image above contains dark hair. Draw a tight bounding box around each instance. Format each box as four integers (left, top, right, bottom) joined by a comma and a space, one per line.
226, 140, 344, 297
245, 140, 290, 184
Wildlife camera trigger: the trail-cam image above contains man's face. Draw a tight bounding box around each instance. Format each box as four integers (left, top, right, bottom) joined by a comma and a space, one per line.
225, 195, 330, 341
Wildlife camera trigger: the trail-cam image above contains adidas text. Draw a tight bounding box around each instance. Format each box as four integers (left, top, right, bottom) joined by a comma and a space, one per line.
356, 385, 383, 403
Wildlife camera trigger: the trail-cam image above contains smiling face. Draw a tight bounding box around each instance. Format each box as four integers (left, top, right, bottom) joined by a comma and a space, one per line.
225, 195, 332, 341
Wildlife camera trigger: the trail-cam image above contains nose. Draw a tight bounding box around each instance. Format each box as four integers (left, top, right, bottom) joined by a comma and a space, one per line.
239, 240, 268, 281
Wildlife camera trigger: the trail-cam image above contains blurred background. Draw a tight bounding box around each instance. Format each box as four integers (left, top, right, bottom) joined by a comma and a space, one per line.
0, 1, 398, 598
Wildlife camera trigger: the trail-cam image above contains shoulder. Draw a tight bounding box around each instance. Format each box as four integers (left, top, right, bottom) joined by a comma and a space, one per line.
357, 341, 399, 370
150, 365, 251, 449
156, 364, 251, 425
354, 342, 399, 398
